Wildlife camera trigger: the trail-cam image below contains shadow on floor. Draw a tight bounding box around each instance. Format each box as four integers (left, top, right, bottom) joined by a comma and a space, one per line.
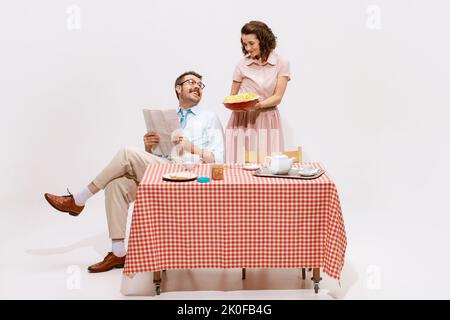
25, 232, 109, 257
121, 264, 359, 299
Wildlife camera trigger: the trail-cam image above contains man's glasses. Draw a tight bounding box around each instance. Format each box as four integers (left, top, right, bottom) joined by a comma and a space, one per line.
178, 79, 206, 89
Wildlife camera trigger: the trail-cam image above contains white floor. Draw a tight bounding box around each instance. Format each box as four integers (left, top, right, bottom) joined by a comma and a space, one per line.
2, 200, 450, 300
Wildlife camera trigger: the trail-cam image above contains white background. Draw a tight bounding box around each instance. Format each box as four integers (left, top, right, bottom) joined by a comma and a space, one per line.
1, 0, 450, 299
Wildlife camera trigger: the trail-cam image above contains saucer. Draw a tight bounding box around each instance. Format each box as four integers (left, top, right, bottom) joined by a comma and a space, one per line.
298, 166, 319, 176
162, 172, 198, 182
242, 163, 261, 171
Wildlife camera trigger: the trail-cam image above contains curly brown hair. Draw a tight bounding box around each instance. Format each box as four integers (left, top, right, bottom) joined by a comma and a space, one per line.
241, 21, 277, 62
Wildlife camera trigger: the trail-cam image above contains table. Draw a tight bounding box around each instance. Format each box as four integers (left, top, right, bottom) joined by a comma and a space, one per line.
123, 163, 347, 295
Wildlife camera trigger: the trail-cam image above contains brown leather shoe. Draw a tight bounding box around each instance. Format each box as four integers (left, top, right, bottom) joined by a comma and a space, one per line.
44, 192, 84, 216
88, 252, 126, 273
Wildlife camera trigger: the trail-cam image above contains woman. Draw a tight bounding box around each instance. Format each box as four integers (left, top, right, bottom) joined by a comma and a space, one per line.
226, 20, 291, 163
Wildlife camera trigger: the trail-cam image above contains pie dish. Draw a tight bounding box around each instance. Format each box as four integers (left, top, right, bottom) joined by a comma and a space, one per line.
223, 92, 259, 111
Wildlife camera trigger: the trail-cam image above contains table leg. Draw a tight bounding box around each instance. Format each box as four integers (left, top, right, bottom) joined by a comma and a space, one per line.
153, 271, 161, 295
302, 268, 306, 280
242, 268, 246, 280
311, 268, 322, 294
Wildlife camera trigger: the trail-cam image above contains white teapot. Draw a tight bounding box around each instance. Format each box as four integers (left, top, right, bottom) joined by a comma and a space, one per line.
264, 154, 294, 175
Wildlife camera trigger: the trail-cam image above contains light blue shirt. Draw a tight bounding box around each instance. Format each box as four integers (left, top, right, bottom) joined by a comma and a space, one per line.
177, 105, 225, 164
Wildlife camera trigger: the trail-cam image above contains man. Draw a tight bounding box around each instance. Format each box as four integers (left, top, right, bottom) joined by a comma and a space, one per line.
44, 71, 224, 272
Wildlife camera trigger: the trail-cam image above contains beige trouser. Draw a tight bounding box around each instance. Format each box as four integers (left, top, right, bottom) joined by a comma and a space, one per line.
92, 146, 171, 239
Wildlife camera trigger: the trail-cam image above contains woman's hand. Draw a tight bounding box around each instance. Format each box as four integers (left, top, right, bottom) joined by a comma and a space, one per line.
245, 100, 261, 111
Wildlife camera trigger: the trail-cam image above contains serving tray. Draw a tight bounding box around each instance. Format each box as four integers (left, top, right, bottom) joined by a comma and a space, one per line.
252, 168, 325, 180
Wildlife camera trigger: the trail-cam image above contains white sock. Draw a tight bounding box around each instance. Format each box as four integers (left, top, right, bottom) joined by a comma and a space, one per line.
73, 187, 94, 206
112, 240, 126, 257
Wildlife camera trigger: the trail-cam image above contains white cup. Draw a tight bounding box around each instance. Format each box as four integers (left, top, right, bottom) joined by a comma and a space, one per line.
181, 153, 201, 170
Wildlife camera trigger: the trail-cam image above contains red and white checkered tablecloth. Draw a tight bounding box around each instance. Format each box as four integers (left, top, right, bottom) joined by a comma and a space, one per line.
124, 163, 347, 280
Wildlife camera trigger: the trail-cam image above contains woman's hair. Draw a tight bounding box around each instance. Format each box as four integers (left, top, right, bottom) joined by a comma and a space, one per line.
241, 21, 277, 62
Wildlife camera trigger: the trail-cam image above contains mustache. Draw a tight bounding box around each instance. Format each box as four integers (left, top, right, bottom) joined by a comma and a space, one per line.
189, 89, 200, 95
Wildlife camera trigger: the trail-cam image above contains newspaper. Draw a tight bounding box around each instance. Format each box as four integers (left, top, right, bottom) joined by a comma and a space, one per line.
142, 109, 180, 157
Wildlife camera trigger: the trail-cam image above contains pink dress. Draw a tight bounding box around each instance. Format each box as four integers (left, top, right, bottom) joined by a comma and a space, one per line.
225, 52, 291, 163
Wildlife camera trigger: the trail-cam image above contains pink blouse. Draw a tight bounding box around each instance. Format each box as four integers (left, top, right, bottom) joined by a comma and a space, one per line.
232, 51, 291, 101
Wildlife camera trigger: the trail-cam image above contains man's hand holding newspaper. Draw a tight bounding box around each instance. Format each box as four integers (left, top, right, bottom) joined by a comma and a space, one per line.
144, 129, 190, 155
143, 132, 160, 153
143, 109, 194, 160
171, 129, 193, 154
143, 109, 180, 158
